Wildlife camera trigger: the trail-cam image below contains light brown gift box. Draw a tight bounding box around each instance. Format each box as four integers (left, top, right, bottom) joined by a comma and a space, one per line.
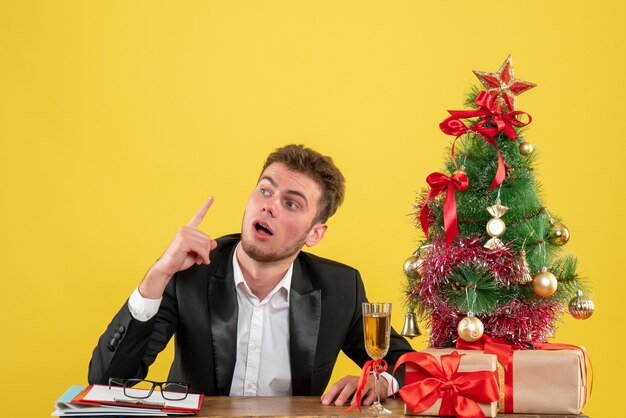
505, 347, 587, 414
403, 348, 498, 417
410, 347, 587, 414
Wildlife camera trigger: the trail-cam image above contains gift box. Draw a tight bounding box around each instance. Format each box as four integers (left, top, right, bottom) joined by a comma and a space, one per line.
500, 346, 587, 414
396, 349, 499, 418
454, 338, 589, 414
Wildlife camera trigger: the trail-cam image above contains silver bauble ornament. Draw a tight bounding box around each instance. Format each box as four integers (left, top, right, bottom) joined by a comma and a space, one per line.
568, 290, 594, 320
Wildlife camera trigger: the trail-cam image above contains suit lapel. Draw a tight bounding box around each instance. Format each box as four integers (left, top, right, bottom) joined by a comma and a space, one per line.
289, 258, 321, 395
208, 244, 239, 395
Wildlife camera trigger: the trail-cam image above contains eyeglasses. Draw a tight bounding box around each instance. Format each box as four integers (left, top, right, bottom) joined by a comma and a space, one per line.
108, 378, 189, 401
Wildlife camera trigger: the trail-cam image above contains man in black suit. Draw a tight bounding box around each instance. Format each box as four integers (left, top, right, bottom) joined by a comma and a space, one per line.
88, 144, 413, 407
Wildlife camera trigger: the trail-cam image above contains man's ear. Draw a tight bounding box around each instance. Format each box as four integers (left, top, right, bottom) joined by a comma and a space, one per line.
305, 223, 328, 247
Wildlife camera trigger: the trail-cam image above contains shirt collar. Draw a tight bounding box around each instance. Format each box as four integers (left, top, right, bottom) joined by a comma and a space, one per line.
232, 241, 292, 303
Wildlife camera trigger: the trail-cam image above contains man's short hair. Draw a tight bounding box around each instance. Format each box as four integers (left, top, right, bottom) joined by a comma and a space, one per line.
262, 144, 345, 223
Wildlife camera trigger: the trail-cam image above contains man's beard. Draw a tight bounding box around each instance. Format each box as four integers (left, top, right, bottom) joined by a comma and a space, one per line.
241, 229, 310, 263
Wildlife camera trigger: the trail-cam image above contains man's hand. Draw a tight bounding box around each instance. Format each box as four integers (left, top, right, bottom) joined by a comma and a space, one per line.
320, 374, 388, 407
138, 196, 218, 298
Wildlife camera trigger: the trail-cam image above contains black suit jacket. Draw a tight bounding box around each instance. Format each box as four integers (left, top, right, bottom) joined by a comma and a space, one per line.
88, 234, 413, 395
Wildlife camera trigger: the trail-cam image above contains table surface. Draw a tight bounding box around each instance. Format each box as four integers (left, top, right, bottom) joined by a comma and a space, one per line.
196, 397, 588, 418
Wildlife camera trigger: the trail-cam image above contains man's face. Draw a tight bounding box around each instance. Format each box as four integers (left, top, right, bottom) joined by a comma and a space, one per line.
240, 163, 327, 263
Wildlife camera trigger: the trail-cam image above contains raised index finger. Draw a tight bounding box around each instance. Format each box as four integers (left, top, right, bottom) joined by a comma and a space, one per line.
187, 196, 214, 228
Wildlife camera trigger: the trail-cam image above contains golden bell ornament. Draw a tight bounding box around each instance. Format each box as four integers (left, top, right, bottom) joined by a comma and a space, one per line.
568, 290, 595, 320
457, 315, 484, 342
403, 255, 423, 280
550, 223, 570, 245
532, 267, 558, 297
519, 140, 534, 156
401, 311, 422, 338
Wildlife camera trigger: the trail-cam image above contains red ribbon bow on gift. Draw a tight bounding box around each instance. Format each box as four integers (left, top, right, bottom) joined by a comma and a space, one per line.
393, 351, 499, 418
343, 359, 388, 413
440, 91, 532, 189
420, 171, 469, 247
456, 334, 519, 413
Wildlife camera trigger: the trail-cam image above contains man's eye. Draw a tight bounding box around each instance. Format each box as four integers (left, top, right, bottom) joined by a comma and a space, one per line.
260, 188, 270, 196
286, 201, 299, 210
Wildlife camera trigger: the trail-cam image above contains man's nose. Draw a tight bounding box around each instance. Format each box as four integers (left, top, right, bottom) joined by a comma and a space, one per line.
262, 198, 278, 217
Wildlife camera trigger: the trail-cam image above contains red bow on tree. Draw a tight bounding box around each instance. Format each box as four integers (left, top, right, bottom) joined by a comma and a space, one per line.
394, 351, 499, 418
420, 171, 468, 247
439, 91, 532, 189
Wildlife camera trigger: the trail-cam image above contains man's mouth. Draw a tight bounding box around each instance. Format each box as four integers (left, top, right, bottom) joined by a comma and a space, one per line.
254, 221, 273, 236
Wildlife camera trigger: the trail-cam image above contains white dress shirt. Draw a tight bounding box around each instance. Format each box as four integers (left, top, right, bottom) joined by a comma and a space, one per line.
228, 244, 292, 395
127, 242, 397, 397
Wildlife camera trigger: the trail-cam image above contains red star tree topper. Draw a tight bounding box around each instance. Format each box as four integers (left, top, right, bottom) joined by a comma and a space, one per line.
472, 55, 536, 112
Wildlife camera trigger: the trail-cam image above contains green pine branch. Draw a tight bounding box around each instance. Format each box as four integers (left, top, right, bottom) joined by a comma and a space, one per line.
441, 262, 512, 314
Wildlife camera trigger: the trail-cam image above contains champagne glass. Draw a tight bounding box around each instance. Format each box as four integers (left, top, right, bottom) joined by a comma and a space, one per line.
362, 302, 392, 415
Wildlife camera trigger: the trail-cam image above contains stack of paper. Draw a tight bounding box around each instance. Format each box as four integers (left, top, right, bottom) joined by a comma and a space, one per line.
51, 385, 203, 416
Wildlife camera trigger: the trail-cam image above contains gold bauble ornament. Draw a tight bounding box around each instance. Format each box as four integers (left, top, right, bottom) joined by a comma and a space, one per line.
457, 316, 484, 342
519, 140, 534, 156
454, 168, 467, 177
403, 255, 423, 280
550, 223, 570, 245
568, 290, 595, 320
532, 267, 558, 297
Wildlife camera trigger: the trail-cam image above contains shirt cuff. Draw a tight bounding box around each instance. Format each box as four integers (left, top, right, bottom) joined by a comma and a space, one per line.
379, 372, 399, 397
128, 287, 162, 322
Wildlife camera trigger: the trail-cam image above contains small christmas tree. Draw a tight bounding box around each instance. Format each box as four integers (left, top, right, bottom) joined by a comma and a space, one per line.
403, 56, 594, 347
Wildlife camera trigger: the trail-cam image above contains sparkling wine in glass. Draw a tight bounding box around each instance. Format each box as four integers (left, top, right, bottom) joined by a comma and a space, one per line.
362, 302, 392, 415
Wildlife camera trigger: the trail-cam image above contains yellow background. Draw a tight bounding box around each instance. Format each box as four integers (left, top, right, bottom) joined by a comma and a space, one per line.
1, 1, 623, 416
